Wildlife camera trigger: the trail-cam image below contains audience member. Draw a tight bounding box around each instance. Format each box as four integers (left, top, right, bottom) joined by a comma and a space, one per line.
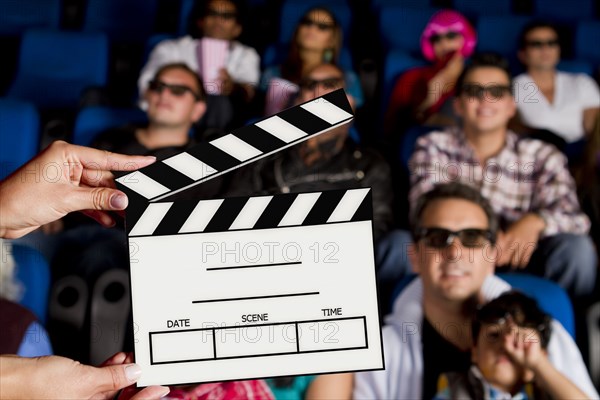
513, 21, 600, 152
139, 0, 260, 135
384, 9, 477, 137
48, 63, 220, 363
0, 141, 167, 400
54, 62, 208, 264
230, 63, 391, 397
97, 63, 206, 157
434, 291, 590, 399
259, 7, 363, 110
231, 63, 391, 240
96, 63, 227, 199
409, 54, 596, 300
353, 183, 598, 399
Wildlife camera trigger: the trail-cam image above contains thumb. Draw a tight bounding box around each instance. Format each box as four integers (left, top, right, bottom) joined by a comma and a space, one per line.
73, 187, 129, 213
95, 363, 142, 393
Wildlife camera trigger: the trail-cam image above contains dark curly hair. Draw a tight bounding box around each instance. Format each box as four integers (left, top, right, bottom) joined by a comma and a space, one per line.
472, 290, 552, 349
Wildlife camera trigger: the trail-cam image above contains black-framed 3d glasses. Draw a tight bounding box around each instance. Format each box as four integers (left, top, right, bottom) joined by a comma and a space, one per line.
459, 83, 513, 100
300, 77, 344, 91
525, 39, 559, 49
148, 80, 202, 101
429, 31, 461, 44
414, 227, 495, 249
299, 16, 335, 31
206, 8, 237, 20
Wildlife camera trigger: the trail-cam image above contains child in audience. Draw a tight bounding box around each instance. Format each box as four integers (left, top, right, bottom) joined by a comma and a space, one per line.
435, 291, 590, 399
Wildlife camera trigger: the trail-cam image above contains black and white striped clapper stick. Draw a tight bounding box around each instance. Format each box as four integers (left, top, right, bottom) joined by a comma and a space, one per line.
115, 88, 353, 203
125, 188, 372, 237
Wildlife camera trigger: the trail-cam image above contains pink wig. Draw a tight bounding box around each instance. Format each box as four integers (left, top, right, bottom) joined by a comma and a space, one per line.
420, 9, 477, 62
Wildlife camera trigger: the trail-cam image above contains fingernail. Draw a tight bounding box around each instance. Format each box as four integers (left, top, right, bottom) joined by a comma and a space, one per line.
110, 194, 128, 210
158, 386, 170, 398
125, 364, 142, 382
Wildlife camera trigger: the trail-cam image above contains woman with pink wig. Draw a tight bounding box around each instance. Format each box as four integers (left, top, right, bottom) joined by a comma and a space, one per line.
384, 9, 477, 136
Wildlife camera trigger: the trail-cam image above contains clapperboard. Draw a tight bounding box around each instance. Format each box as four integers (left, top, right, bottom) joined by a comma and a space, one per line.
116, 89, 383, 387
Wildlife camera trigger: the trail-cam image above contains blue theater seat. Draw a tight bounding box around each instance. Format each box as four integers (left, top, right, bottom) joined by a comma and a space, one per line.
6, 29, 109, 109
371, 0, 434, 12
476, 15, 532, 58
391, 273, 575, 337
0, 0, 61, 36
83, 0, 159, 43
533, 0, 595, 22
453, 0, 511, 18
557, 60, 594, 76
379, 6, 438, 55
576, 21, 600, 66
73, 106, 148, 147
382, 50, 427, 107
13, 243, 51, 324
0, 98, 39, 179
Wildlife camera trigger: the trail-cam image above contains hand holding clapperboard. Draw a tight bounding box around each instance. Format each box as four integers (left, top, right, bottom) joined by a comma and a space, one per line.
115, 89, 384, 387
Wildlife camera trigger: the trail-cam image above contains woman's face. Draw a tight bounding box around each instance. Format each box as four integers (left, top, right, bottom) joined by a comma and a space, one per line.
431, 30, 465, 60
296, 10, 336, 52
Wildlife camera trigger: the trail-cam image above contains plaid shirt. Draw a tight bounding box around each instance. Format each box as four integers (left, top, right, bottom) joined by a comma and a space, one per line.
409, 127, 590, 237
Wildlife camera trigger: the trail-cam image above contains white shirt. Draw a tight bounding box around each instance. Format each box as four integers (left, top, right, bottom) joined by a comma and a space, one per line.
353, 275, 600, 400
137, 35, 260, 97
514, 71, 600, 143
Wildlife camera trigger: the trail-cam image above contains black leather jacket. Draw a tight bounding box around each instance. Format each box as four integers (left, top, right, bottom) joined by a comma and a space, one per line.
228, 142, 394, 241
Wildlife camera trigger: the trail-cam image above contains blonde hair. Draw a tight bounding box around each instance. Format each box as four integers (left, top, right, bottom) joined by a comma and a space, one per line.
0, 239, 24, 302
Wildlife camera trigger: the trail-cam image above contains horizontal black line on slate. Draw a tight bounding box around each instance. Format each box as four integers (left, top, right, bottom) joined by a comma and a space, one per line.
150, 345, 367, 366
192, 292, 319, 304
206, 261, 302, 271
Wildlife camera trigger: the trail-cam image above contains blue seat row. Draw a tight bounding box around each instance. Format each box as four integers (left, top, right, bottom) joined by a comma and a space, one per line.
0, 0, 159, 43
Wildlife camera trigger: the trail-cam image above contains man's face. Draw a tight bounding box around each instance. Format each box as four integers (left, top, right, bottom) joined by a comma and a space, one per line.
518, 27, 560, 71
410, 198, 495, 304
298, 64, 349, 166
145, 68, 206, 128
298, 64, 345, 103
453, 67, 516, 135
472, 323, 538, 393
199, 0, 241, 41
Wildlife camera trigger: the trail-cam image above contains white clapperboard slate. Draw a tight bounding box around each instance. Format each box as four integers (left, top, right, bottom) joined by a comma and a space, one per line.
115, 89, 384, 387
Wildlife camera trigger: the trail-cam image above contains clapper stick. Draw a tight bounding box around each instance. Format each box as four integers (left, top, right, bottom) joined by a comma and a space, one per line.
115, 88, 384, 386
116, 89, 353, 204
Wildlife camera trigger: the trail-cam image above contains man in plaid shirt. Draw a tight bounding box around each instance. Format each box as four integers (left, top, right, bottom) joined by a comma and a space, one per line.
408, 54, 596, 299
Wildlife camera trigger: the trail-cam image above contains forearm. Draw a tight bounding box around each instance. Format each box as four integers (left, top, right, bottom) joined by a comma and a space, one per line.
0, 355, 39, 399
537, 208, 590, 236
582, 107, 599, 137
533, 149, 590, 236
515, 213, 546, 235
533, 357, 589, 399
0, 180, 23, 239
306, 373, 353, 400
